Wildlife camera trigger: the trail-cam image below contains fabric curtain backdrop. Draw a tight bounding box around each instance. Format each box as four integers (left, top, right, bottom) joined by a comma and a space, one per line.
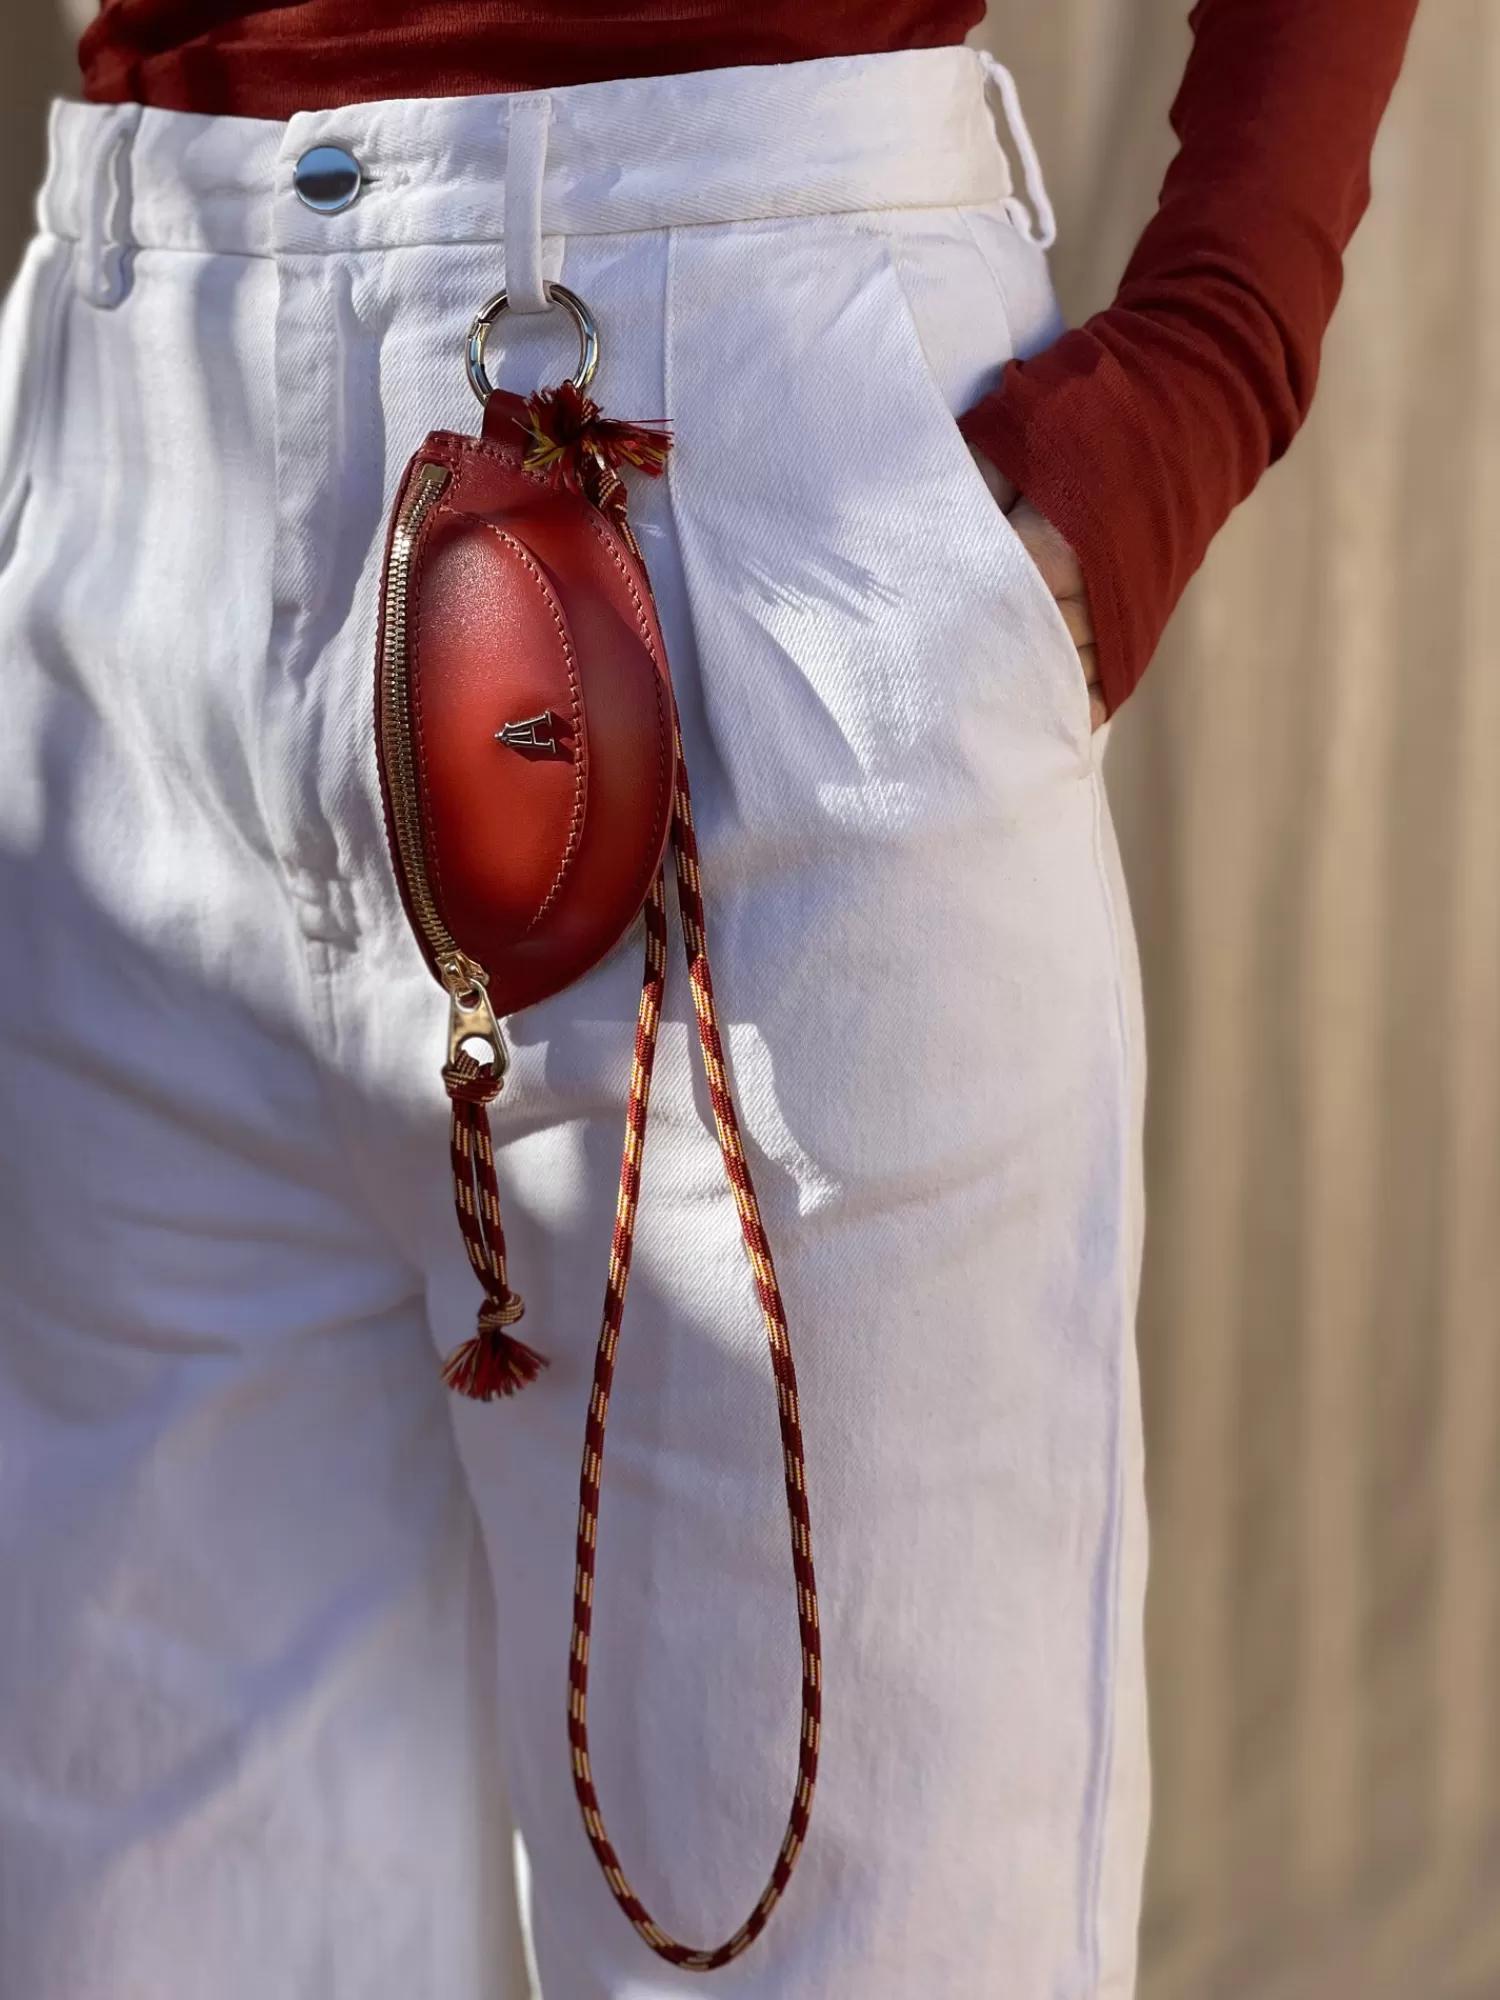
8, 5, 1498, 1996
0, 10, 74, 289
971, 4, 1500, 1997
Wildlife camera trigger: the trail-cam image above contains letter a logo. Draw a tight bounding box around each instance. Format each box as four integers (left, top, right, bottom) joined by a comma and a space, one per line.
495, 709, 562, 755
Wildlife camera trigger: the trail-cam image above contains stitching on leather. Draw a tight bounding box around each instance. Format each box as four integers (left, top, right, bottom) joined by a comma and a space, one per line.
468, 518, 588, 934
580, 509, 673, 925
437, 428, 556, 494
437, 430, 672, 942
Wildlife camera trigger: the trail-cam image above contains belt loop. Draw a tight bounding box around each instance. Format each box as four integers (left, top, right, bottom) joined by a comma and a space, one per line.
504, 95, 554, 314
978, 51, 1058, 251
76, 103, 143, 310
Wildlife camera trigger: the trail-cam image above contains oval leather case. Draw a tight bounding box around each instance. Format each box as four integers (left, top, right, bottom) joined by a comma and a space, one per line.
374, 387, 677, 1018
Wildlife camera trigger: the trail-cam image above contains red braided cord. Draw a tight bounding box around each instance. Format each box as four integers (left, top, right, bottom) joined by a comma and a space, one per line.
441, 1052, 547, 1398
567, 735, 822, 1970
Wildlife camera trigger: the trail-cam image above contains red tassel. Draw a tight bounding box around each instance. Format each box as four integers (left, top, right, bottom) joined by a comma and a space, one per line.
523, 381, 673, 505
442, 1295, 548, 1401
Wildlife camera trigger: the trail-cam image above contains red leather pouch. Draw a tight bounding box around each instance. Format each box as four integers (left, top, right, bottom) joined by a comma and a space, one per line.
375, 384, 677, 1059
371, 289, 819, 1970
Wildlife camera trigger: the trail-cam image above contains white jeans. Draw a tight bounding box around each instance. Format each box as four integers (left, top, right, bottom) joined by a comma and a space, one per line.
0, 47, 1149, 1999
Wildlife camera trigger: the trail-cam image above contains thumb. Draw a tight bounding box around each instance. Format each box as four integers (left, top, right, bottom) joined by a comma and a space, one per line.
967, 444, 1018, 514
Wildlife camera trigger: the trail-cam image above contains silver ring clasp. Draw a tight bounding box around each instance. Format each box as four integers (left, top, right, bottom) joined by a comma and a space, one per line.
465, 282, 600, 404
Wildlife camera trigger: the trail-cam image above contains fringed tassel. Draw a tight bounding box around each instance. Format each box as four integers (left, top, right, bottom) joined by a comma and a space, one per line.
441, 1295, 548, 1400
523, 381, 673, 531
441, 1051, 549, 1401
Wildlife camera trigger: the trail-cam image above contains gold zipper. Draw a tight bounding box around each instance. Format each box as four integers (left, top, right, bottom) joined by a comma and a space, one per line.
380, 458, 506, 1076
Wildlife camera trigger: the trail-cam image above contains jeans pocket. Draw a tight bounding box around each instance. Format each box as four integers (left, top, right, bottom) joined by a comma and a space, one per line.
883, 207, 1093, 758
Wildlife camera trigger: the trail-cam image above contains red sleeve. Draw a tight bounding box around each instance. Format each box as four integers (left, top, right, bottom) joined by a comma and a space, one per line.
957, 0, 1420, 717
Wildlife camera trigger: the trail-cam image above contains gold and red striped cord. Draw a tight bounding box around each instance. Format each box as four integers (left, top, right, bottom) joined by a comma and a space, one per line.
567, 738, 821, 1970
439, 1051, 548, 1397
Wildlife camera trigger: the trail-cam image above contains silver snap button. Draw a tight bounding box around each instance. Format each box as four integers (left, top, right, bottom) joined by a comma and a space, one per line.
293, 144, 363, 214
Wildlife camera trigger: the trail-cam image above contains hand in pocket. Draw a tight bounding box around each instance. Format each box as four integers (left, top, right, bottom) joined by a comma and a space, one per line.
969, 446, 1108, 734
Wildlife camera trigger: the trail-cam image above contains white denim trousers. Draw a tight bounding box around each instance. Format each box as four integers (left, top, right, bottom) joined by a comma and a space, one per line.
0, 45, 1149, 2000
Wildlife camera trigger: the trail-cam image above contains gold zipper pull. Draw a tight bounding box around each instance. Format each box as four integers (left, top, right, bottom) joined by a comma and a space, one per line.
440, 956, 508, 1079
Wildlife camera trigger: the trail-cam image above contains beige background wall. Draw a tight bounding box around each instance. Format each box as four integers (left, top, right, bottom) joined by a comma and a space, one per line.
9, 7, 1496, 1996
0, 12, 73, 289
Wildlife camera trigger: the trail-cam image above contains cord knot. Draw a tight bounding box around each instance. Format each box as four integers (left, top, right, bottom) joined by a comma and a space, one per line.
443, 1054, 502, 1107
478, 1291, 527, 1333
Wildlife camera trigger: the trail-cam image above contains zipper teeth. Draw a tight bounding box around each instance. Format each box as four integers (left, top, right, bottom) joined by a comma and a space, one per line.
380, 461, 479, 985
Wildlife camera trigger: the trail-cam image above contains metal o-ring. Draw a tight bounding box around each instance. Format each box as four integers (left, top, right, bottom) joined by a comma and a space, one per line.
466, 283, 600, 403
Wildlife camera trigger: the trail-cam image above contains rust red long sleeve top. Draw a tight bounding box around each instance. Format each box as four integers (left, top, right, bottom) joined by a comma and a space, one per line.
78, 1, 1420, 714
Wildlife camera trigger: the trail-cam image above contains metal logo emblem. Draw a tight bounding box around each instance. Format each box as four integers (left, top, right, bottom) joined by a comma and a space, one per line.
495, 710, 562, 755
